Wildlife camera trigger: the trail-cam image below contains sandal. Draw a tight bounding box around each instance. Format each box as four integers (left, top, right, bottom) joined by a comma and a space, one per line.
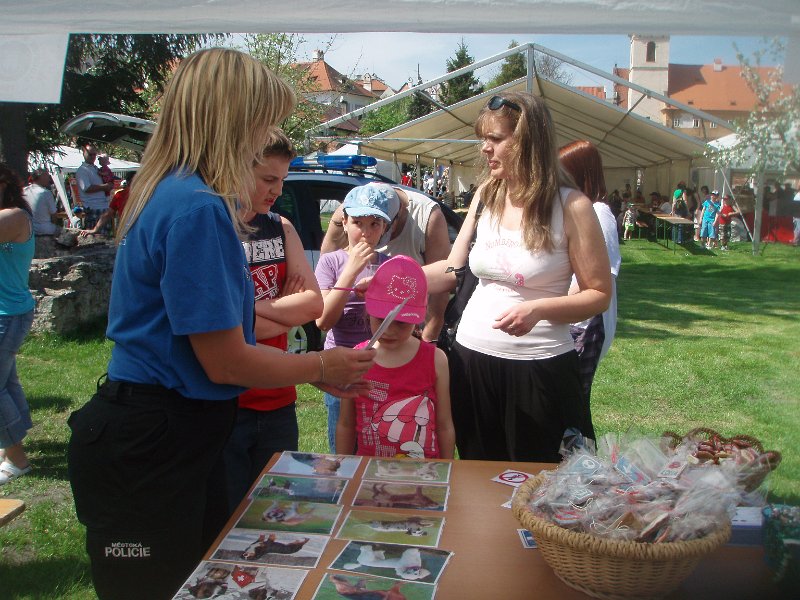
0, 460, 31, 485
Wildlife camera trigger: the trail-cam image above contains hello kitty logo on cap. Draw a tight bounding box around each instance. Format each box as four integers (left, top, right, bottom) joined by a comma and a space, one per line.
366, 255, 428, 324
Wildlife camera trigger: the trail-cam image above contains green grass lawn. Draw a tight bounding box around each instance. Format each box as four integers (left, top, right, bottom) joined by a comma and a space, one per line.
1, 239, 798, 598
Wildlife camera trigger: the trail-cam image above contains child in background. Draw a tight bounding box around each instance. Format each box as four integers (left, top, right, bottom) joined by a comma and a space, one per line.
622, 202, 637, 240
717, 194, 740, 251
97, 154, 116, 196
700, 190, 722, 249
336, 255, 455, 459
315, 184, 400, 452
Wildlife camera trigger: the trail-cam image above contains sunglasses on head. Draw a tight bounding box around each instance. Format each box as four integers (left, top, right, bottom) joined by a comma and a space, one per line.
487, 95, 521, 112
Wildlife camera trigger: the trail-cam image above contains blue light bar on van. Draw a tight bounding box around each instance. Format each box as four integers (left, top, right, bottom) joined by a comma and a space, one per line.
290, 154, 377, 169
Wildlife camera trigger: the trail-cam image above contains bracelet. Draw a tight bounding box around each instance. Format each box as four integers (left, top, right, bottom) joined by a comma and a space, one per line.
331, 220, 343, 227
316, 351, 326, 383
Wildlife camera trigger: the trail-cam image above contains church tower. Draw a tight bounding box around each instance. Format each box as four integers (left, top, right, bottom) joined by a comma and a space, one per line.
627, 35, 670, 123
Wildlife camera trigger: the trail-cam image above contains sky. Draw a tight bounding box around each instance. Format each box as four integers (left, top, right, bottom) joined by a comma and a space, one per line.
292, 33, 772, 90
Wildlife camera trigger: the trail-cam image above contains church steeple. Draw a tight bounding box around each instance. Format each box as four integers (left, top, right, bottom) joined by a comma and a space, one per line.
627, 35, 670, 122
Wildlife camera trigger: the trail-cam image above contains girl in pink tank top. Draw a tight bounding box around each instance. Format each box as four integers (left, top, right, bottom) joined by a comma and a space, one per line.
336, 256, 455, 459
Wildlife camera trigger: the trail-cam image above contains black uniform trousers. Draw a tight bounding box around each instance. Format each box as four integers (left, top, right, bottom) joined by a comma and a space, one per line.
67, 379, 237, 600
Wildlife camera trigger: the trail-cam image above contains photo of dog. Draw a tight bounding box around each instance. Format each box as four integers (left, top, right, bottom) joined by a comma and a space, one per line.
329, 542, 452, 585
337, 510, 445, 548
353, 482, 449, 512
269, 451, 362, 479
311, 573, 437, 600
211, 528, 329, 568
173, 561, 307, 600
364, 459, 451, 484
236, 499, 342, 535
250, 474, 348, 504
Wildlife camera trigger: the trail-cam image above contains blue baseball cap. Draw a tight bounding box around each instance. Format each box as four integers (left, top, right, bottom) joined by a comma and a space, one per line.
343, 183, 400, 224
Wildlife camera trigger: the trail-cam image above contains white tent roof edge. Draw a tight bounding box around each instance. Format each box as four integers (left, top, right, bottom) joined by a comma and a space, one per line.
1, 0, 799, 103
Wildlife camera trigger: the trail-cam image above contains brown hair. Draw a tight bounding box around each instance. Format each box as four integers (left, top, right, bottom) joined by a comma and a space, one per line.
0, 163, 30, 213
558, 140, 607, 203
474, 91, 575, 252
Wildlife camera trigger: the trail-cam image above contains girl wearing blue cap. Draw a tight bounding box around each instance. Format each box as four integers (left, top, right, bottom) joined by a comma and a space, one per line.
315, 184, 400, 452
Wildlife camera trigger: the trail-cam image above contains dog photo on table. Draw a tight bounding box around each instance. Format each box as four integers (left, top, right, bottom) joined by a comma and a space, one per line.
337, 509, 445, 547
210, 528, 330, 568
250, 474, 349, 504
236, 499, 343, 535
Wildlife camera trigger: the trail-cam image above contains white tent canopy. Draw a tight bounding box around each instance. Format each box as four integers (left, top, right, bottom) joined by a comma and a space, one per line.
1, 0, 798, 102
334, 79, 704, 171
29, 145, 140, 174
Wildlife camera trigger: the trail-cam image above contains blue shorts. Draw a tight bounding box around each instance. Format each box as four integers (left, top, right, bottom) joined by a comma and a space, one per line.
700, 220, 717, 239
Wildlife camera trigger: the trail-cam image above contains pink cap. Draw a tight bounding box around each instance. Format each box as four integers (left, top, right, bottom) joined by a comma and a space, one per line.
365, 255, 428, 324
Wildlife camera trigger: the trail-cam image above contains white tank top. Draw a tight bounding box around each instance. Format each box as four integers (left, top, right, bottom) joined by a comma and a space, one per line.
456, 188, 575, 360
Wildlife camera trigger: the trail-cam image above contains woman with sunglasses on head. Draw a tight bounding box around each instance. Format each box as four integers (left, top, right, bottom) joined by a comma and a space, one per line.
66, 48, 375, 600
424, 92, 611, 463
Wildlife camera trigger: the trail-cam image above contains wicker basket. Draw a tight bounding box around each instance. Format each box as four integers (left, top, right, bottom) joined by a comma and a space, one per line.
512, 474, 731, 600
663, 427, 782, 492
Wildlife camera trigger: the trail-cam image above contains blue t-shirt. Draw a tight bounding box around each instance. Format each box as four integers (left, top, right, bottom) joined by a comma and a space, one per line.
0, 213, 35, 316
107, 172, 255, 400
702, 199, 721, 222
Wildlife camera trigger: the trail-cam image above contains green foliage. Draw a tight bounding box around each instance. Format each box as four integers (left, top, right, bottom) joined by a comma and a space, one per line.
705, 38, 799, 177
407, 74, 434, 121
487, 40, 527, 89
241, 33, 328, 147
439, 40, 483, 106
17, 34, 224, 161
360, 96, 412, 136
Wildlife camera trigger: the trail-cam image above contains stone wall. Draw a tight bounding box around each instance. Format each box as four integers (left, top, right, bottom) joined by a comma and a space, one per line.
29, 239, 117, 335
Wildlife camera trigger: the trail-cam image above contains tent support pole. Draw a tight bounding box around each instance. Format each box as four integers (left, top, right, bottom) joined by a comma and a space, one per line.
753, 170, 765, 255
718, 168, 753, 241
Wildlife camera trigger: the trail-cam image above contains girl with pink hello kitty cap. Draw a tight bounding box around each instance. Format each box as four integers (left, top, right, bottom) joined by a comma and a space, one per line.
336, 255, 455, 459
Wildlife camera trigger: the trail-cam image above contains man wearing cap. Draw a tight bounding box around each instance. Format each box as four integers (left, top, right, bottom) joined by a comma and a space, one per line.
321, 182, 451, 343
700, 190, 722, 249
74, 143, 114, 230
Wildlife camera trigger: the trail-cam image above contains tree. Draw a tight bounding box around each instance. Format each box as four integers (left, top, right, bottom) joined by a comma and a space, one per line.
704, 38, 799, 253
706, 38, 799, 177
534, 51, 574, 85
407, 71, 434, 121
487, 40, 527, 89
241, 33, 329, 148
0, 34, 224, 176
439, 40, 483, 106
360, 96, 412, 136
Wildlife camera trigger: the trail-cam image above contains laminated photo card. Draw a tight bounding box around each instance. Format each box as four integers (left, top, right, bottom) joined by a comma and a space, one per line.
329, 541, 453, 585
364, 458, 451, 484
270, 451, 362, 478
311, 572, 437, 600
236, 499, 343, 535
210, 528, 329, 568
337, 509, 445, 547
353, 481, 449, 512
172, 561, 306, 600
251, 474, 348, 504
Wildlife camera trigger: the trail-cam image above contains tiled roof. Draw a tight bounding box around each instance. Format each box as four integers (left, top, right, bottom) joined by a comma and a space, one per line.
294, 60, 377, 98
666, 63, 788, 112
357, 75, 391, 94
576, 86, 607, 100
611, 63, 789, 114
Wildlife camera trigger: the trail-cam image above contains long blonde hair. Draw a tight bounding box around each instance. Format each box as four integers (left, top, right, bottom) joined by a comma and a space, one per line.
117, 48, 296, 241
474, 91, 575, 252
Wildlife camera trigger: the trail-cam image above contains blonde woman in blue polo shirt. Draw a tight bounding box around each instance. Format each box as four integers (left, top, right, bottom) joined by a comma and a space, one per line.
66, 48, 375, 600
